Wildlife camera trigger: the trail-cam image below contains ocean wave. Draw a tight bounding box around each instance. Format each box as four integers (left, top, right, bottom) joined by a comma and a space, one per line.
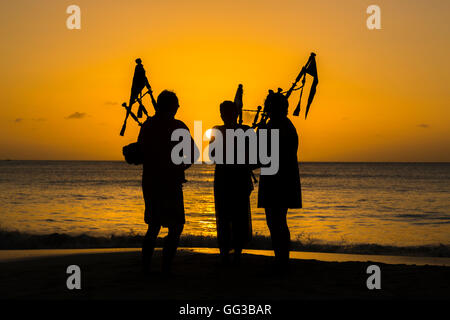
0, 228, 449, 258
394, 213, 450, 221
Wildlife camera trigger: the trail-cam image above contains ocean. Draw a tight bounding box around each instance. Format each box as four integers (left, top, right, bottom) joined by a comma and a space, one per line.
0, 161, 449, 247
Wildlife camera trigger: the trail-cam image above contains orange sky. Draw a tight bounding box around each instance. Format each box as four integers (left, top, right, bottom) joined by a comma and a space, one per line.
0, 0, 449, 161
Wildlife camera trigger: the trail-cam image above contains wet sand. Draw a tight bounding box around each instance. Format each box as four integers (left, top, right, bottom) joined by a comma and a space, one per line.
1, 247, 450, 266
0, 248, 448, 300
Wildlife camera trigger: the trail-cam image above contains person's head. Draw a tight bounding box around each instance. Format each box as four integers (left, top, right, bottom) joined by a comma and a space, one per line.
156, 90, 179, 118
264, 89, 289, 121
219, 100, 238, 125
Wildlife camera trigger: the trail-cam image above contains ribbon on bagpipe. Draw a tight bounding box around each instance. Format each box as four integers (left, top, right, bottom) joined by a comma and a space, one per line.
285, 52, 319, 119
241, 52, 319, 129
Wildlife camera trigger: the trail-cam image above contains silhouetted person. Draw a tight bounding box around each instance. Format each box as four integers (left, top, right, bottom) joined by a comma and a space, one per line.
138, 90, 197, 275
210, 101, 253, 265
257, 91, 302, 272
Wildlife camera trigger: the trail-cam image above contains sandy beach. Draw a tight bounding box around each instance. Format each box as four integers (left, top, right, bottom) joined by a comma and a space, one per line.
0, 248, 448, 300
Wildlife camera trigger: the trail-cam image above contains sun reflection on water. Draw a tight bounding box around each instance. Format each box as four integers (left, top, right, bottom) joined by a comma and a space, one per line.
0, 162, 449, 247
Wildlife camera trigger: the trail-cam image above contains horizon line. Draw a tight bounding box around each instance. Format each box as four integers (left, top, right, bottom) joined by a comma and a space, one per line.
1, 159, 449, 164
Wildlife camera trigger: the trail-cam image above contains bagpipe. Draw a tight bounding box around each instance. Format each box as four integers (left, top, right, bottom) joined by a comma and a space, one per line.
119, 58, 157, 136
120, 58, 157, 164
240, 52, 319, 128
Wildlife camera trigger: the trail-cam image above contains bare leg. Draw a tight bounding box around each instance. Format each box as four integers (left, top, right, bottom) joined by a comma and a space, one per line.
232, 216, 245, 266
233, 247, 242, 266
142, 223, 161, 272
217, 214, 232, 265
162, 224, 184, 274
278, 209, 290, 267
265, 208, 290, 269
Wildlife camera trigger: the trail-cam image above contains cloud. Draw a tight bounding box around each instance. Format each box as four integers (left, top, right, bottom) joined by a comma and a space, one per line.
417, 123, 430, 128
65, 112, 87, 120
14, 118, 46, 123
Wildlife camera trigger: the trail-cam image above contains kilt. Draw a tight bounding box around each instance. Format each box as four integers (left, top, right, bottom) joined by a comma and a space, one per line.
214, 167, 253, 246
142, 181, 185, 227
